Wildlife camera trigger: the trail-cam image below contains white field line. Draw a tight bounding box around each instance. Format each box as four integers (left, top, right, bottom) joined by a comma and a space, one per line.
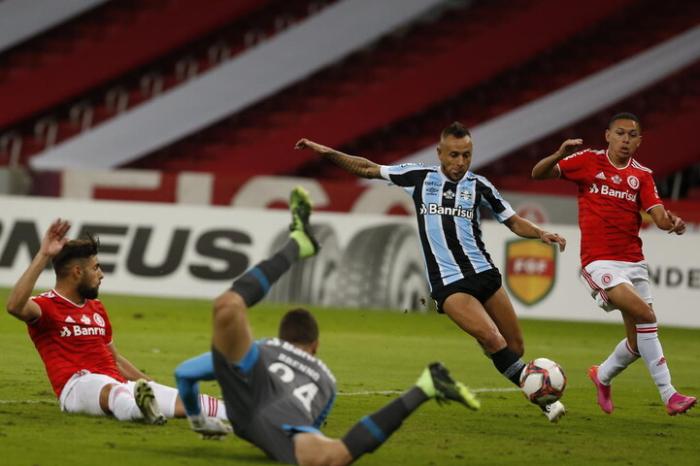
0, 387, 520, 404
335, 387, 521, 396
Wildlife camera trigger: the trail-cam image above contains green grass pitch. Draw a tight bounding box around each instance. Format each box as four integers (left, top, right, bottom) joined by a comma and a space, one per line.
0, 289, 697, 466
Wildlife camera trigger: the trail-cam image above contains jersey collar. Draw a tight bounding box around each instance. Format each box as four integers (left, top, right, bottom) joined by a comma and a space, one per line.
52, 289, 87, 308
605, 149, 631, 170
438, 167, 471, 183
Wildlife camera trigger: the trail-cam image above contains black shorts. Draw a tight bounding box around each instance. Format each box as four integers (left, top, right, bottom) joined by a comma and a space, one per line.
432, 268, 502, 313
212, 346, 302, 464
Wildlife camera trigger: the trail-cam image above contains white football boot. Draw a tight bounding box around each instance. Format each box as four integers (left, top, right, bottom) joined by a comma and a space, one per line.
188, 413, 233, 440
542, 400, 566, 423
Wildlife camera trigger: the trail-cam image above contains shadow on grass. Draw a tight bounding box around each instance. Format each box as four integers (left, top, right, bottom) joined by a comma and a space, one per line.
139, 443, 275, 465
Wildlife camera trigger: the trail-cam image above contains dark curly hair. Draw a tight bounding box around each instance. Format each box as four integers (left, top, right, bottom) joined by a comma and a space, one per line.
52, 233, 100, 278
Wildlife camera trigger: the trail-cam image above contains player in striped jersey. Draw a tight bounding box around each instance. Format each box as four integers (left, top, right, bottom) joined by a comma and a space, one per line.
296, 123, 568, 422
532, 112, 696, 415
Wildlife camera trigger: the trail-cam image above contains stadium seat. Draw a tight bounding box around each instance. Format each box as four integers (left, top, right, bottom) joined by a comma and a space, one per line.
127, 0, 639, 174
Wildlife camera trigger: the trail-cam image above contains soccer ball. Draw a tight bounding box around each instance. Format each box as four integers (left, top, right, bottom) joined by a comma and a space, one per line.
519, 358, 567, 406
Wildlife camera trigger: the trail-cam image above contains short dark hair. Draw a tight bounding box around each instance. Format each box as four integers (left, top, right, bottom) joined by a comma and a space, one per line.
278, 308, 319, 345
608, 112, 641, 129
52, 234, 99, 278
441, 121, 471, 140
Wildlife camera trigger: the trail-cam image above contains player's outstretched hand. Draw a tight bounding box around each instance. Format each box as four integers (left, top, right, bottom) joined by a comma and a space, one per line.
540, 231, 566, 252
41, 219, 71, 257
188, 414, 233, 440
557, 139, 583, 158
667, 210, 686, 235
295, 138, 331, 155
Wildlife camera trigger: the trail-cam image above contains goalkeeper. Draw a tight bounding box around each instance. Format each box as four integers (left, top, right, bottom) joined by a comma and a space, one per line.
174, 187, 480, 464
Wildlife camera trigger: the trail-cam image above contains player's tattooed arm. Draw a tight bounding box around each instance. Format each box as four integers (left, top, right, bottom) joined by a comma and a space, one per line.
295, 138, 382, 179
504, 215, 567, 251
531, 139, 583, 179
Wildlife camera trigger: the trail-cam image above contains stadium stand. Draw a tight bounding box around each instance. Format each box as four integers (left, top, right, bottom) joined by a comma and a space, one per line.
28, 0, 447, 170
0, 0, 272, 129
306, 0, 700, 179
121, 0, 638, 175
2, 0, 699, 206
0, 0, 337, 165
0, 0, 107, 54
478, 61, 700, 195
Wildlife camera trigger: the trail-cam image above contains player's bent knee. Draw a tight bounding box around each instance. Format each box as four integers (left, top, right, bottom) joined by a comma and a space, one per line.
99, 383, 117, 414
212, 292, 246, 323
626, 304, 656, 325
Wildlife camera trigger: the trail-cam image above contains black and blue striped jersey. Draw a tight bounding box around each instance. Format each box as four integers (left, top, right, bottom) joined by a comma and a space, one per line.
380, 164, 516, 291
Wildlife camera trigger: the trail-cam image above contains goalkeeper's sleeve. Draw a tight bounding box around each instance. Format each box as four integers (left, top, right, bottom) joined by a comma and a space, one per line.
174, 352, 216, 417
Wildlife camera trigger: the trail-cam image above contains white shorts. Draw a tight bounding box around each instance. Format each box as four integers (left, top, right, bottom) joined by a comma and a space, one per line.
58, 370, 179, 417
580, 260, 653, 312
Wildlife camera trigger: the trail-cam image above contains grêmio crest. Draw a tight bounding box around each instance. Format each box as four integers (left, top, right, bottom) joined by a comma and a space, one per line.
504, 239, 557, 306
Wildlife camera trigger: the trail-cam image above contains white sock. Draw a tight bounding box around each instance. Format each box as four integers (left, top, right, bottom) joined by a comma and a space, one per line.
598, 338, 640, 385
108, 385, 142, 421
636, 323, 676, 403
199, 394, 227, 420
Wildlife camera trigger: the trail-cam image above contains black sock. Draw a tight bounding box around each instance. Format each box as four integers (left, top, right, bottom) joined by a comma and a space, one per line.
230, 240, 299, 307
341, 387, 428, 460
491, 347, 526, 386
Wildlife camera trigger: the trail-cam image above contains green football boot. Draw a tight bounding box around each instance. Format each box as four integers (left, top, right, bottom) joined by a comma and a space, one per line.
289, 186, 320, 259
134, 379, 167, 425
416, 362, 480, 411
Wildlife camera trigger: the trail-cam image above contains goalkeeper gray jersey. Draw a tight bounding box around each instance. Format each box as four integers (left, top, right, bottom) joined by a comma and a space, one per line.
213, 337, 337, 463
254, 337, 337, 429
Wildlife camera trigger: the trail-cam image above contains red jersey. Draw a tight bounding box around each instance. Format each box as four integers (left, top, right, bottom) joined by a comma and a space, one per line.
27, 290, 125, 396
557, 149, 663, 267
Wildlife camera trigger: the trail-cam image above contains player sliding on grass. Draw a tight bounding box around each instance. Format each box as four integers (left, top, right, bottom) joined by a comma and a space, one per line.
5, 221, 228, 425
296, 123, 568, 423
531, 112, 696, 416
175, 187, 480, 465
